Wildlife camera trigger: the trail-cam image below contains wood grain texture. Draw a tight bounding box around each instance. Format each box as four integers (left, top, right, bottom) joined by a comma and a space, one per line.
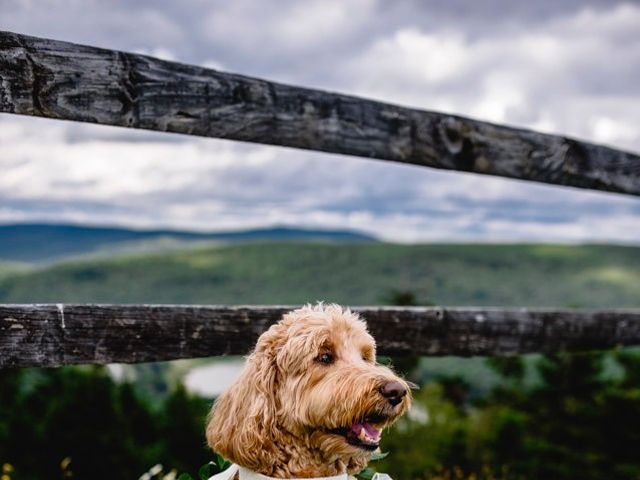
1, 30, 640, 195
2, 305, 640, 368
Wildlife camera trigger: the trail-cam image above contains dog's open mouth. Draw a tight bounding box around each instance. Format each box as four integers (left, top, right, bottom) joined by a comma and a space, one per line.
330, 414, 386, 450
345, 422, 380, 450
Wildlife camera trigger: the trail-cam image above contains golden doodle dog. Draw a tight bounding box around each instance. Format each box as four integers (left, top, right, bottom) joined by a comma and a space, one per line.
206, 304, 411, 479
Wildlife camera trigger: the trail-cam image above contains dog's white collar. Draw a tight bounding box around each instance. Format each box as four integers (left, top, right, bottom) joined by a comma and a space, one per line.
206, 464, 347, 480
207, 464, 392, 480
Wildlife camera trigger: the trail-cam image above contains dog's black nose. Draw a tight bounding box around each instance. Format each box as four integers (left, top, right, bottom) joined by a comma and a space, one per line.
380, 381, 407, 407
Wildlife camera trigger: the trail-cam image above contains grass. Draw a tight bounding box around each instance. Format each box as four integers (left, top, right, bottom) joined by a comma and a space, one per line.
0, 261, 29, 282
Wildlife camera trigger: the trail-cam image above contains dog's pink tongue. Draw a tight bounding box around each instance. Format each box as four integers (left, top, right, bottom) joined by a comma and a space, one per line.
350, 422, 380, 443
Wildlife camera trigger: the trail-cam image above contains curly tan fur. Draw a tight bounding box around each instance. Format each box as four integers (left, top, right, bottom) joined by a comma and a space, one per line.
206, 304, 411, 478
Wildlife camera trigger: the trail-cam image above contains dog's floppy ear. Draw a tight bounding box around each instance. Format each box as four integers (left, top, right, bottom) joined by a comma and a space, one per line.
206, 324, 283, 471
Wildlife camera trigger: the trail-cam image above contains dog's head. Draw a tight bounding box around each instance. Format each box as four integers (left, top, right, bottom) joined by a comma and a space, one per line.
206, 304, 411, 477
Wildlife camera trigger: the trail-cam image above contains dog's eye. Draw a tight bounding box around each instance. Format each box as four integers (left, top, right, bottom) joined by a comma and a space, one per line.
361, 349, 374, 362
317, 352, 334, 365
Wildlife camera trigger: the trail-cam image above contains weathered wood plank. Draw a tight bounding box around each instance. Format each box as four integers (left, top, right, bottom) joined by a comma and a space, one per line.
2, 305, 640, 368
1, 31, 640, 195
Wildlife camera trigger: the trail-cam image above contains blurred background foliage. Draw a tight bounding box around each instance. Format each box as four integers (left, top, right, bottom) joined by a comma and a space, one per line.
0, 367, 210, 479
3, 349, 640, 479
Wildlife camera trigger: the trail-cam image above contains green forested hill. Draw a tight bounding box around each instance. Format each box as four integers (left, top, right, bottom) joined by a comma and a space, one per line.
0, 262, 26, 281
1, 243, 639, 307
0, 223, 374, 263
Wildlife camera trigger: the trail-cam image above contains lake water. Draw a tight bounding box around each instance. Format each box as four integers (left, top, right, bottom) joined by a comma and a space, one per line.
183, 359, 245, 397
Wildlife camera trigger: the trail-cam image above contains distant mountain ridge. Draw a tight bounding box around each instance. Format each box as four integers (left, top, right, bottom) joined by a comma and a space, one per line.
0, 223, 376, 263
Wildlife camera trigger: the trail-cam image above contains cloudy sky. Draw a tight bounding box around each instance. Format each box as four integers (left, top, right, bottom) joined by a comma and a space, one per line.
1, 0, 639, 242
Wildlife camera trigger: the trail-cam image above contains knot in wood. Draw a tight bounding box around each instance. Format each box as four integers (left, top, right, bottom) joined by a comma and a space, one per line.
436, 117, 477, 171
439, 117, 465, 155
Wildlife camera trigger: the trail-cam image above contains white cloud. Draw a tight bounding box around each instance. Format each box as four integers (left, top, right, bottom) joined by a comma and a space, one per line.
199, 0, 375, 59
358, 29, 470, 84
590, 116, 638, 146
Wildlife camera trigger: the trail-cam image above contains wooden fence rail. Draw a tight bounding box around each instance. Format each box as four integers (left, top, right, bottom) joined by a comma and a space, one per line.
2, 30, 640, 195
2, 305, 640, 368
